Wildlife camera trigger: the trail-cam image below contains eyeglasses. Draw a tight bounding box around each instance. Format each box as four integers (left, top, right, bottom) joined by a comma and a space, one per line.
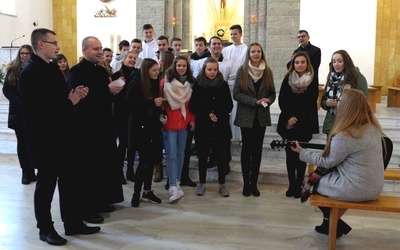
297, 35, 307, 39
19, 52, 31, 55
42, 41, 58, 46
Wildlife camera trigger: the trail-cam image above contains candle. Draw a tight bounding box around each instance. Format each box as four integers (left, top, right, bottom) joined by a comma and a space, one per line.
117, 35, 121, 47
110, 34, 114, 51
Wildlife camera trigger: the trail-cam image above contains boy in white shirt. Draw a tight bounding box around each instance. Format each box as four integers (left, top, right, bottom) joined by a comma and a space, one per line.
139, 24, 158, 59
222, 24, 247, 73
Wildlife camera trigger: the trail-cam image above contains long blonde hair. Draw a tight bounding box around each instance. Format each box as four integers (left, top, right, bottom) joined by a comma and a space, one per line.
322, 88, 384, 156
239, 43, 274, 93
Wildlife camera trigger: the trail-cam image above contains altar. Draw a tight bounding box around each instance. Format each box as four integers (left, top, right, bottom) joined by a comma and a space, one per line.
0, 46, 19, 64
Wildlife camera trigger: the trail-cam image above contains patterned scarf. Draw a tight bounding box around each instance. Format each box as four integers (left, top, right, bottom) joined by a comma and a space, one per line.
288, 71, 313, 93
163, 78, 192, 120
301, 166, 331, 203
326, 72, 344, 115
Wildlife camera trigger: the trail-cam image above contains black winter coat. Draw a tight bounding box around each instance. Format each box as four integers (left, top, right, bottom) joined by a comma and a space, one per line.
190, 79, 233, 141
18, 54, 72, 169
277, 74, 319, 142
68, 58, 123, 204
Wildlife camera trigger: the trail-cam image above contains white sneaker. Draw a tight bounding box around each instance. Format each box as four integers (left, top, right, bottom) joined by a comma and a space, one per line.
176, 180, 184, 197
168, 186, 181, 203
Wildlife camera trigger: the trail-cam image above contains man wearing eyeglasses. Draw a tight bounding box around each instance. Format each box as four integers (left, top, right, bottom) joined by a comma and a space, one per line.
287, 30, 321, 84
18, 28, 98, 246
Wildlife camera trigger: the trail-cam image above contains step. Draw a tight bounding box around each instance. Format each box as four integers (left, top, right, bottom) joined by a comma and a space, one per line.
1, 98, 399, 185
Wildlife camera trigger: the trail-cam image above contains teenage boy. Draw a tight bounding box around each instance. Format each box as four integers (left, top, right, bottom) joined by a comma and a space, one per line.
170, 37, 182, 57
154, 35, 173, 61
130, 38, 143, 68
221, 24, 247, 143
190, 36, 210, 74
111, 40, 130, 73
222, 24, 247, 74
139, 23, 158, 59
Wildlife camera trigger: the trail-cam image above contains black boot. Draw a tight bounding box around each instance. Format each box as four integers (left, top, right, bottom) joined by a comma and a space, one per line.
286, 185, 295, 197
293, 183, 302, 199
250, 172, 260, 197
338, 219, 352, 236
315, 218, 351, 238
21, 171, 30, 185
242, 183, 251, 197
242, 178, 251, 197
315, 218, 329, 235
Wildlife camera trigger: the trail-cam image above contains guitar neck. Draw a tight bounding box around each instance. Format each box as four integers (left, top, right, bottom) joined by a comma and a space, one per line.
270, 139, 325, 150
297, 141, 325, 150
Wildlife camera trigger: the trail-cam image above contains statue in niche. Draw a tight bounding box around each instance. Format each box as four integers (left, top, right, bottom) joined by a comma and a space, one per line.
206, 0, 242, 42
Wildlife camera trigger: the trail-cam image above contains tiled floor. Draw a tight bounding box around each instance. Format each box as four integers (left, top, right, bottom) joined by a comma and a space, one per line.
1, 161, 399, 250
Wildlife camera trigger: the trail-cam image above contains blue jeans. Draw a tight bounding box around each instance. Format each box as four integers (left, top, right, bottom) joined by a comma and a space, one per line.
163, 129, 188, 187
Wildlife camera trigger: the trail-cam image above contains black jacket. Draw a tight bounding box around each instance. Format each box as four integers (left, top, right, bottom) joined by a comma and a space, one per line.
18, 54, 72, 169
190, 78, 233, 140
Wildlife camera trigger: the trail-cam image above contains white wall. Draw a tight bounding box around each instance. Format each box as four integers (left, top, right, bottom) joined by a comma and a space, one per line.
1, 0, 377, 85
300, 0, 377, 85
0, 0, 52, 49
76, 0, 136, 59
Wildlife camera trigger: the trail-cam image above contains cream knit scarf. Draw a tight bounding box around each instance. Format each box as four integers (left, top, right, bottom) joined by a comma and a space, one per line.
248, 60, 266, 82
163, 78, 192, 119
288, 71, 313, 93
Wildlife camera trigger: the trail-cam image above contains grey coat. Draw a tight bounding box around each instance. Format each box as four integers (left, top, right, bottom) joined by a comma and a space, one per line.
299, 124, 384, 202
233, 67, 276, 128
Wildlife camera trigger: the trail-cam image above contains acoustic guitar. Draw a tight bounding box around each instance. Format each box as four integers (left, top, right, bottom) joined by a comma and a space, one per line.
270, 136, 393, 169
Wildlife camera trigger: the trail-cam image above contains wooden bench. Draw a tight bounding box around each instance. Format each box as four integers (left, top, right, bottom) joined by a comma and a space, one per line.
387, 79, 400, 107
388, 86, 400, 107
370, 85, 382, 103
310, 194, 400, 250
307, 164, 400, 180
367, 87, 378, 112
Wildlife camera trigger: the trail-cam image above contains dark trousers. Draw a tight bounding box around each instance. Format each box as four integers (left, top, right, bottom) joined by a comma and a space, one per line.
14, 127, 35, 172
197, 136, 227, 184
115, 120, 128, 169
285, 147, 306, 187
34, 167, 79, 233
240, 123, 266, 186
134, 136, 160, 194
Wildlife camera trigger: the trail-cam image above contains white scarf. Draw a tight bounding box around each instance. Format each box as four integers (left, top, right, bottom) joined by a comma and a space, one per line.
248, 60, 265, 82
288, 71, 313, 93
163, 78, 192, 119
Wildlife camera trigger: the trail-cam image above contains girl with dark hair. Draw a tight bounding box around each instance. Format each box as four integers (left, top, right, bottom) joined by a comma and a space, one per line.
56, 54, 70, 81
126, 58, 163, 207
277, 51, 319, 198
162, 55, 196, 203
2, 44, 37, 184
321, 49, 368, 134
190, 58, 233, 197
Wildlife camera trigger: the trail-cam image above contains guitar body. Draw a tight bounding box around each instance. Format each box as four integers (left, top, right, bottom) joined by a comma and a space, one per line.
270, 136, 393, 169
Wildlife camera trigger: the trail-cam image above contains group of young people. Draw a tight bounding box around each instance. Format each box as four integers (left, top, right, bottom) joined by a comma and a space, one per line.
1, 24, 388, 246
277, 29, 385, 239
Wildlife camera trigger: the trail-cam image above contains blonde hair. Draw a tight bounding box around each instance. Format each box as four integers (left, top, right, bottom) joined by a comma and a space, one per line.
323, 88, 384, 156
